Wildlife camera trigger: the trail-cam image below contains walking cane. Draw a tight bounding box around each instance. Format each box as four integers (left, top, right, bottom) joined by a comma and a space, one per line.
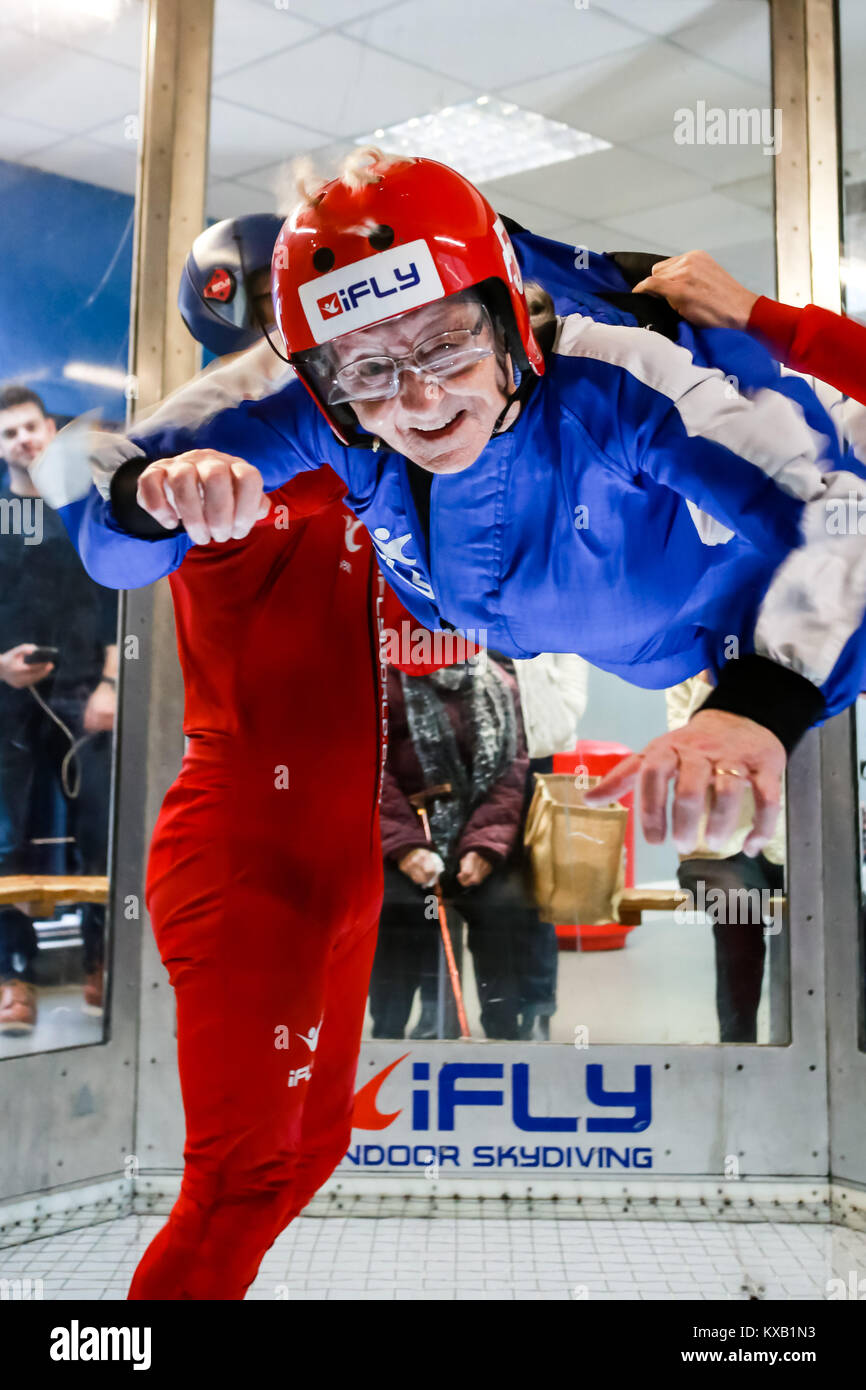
407, 783, 471, 1039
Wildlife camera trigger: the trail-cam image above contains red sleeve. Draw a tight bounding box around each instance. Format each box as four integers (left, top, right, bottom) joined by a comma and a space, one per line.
748, 296, 866, 407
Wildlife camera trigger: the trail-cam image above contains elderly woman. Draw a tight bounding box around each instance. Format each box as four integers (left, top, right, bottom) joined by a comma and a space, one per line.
61, 150, 866, 859
371, 649, 540, 1042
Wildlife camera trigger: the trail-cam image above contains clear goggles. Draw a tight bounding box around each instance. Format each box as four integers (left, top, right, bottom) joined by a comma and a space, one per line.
322, 303, 495, 406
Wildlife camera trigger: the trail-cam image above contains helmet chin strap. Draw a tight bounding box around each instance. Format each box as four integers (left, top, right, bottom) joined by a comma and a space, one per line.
491, 357, 527, 437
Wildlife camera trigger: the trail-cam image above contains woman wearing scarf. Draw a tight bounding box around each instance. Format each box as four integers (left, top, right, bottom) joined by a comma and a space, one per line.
371, 646, 542, 1041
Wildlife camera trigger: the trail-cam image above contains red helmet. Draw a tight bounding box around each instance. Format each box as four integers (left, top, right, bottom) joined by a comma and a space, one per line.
271, 154, 544, 445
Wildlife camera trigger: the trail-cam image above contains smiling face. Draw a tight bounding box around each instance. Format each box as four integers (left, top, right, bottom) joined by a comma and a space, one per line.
326, 293, 515, 474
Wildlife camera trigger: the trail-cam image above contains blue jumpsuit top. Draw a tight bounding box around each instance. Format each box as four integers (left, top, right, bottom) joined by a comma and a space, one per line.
59, 230, 866, 725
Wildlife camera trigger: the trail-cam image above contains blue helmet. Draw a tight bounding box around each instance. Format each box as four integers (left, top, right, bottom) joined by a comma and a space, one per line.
177, 213, 284, 356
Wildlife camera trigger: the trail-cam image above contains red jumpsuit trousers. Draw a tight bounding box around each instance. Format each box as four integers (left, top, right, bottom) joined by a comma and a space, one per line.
128, 470, 388, 1300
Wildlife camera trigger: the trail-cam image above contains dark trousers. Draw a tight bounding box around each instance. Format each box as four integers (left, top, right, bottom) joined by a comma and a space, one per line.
520, 755, 558, 1019
0, 700, 110, 983
369, 859, 545, 1039
677, 851, 785, 1043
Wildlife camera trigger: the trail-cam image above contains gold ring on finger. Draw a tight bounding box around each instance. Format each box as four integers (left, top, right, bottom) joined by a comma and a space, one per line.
713, 766, 746, 778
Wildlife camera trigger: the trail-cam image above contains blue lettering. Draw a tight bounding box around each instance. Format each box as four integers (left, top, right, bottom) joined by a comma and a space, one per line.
387, 1145, 411, 1166
634, 1148, 653, 1168
438, 1146, 460, 1167
542, 1147, 564, 1167
519, 1146, 540, 1167
369, 274, 398, 299
412, 1061, 429, 1130
586, 1063, 652, 1132
363, 1145, 385, 1165
473, 1146, 495, 1167
575, 1147, 596, 1167
438, 1062, 503, 1130
512, 1062, 578, 1132
605, 1147, 631, 1168
496, 1146, 519, 1166
347, 281, 372, 308
394, 263, 420, 290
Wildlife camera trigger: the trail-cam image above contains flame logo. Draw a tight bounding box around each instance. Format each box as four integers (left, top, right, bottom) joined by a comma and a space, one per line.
352, 1052, 409, 1130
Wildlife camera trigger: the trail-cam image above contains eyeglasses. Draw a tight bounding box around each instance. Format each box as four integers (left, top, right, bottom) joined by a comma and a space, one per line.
324, 306, 495, 405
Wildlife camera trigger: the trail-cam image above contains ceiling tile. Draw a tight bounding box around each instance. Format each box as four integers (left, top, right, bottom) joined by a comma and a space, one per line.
484, 145, 709, 222
592, 0, 721, 38
0, 112, 70, 161
345, 0, 642, 90
207, 98, 326, 181
1, 1, 145, 69
662, 0, 771, 86
243, 0, 403, 24
475, 187, 574, 234
213, 31, 474, 137
206, 178, 281, 220
627, 126, 774, 190
708, 235, 775, 299
22, 135, 138, 195
715, 172, 773, 212
212, 0, 317, 78
601, 190, 771, 251
500, 40, 770, 146
0, 28, 140, 132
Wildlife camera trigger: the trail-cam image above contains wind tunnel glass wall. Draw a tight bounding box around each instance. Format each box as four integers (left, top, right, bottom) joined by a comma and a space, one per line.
838, 0, 866, 1053
0, 0, 143, 1058
200, 0, 786, 1046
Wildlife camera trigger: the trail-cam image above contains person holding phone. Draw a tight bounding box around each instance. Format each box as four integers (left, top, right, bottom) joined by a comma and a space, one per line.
0, 385, 116, 1034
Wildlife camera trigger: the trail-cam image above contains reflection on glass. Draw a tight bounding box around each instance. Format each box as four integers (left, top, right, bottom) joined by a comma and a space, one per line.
839, 0, 866, 1052
0, 0, 141, 1055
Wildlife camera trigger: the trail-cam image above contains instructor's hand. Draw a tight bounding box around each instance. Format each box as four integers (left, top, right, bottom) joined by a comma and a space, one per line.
583, 709, 786, 857
633, 250, 759, 331
136, 449, 271, 545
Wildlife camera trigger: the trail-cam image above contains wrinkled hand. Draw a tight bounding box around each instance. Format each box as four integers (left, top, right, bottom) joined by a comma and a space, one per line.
83, 681, 116, 733
583, 709, 786, 857
0, 644, 54, 689
398, 848, 442, 887
136, 449, 271, 545
457, 851, 493, 888
633, 250, 759, 331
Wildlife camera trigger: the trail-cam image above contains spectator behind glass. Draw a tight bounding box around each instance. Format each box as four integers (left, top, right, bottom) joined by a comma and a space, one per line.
370, 651, 545, 1041
0, 384, 117, 1038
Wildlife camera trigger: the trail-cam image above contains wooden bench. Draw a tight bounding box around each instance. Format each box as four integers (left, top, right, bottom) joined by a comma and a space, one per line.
0, 875, 110, 918
616, 887, 786, 927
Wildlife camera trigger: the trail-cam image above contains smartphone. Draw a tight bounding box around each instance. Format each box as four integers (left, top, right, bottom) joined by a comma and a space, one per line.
23, 646, 59, 665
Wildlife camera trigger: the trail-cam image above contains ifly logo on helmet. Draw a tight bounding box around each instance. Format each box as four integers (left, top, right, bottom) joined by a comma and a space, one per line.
300, 238, 444, 343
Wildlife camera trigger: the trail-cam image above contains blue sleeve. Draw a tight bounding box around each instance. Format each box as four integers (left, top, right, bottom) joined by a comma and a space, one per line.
128, 376, 346, 492
58, 490, 193, 589
570, 340, 866, 724
57, 378, 350, 591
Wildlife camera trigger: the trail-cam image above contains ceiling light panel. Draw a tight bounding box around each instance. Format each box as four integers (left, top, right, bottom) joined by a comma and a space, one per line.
358, 97, 611, 184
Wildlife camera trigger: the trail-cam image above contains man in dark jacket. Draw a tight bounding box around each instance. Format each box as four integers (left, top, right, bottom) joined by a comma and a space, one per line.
369, 651, 541, 1040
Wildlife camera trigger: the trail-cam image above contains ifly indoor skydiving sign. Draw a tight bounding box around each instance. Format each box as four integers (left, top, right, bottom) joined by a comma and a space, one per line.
344, 1055, 653, 1172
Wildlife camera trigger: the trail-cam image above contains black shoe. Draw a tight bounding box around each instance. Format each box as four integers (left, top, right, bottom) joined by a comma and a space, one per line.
409, 1002, 438, 1039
